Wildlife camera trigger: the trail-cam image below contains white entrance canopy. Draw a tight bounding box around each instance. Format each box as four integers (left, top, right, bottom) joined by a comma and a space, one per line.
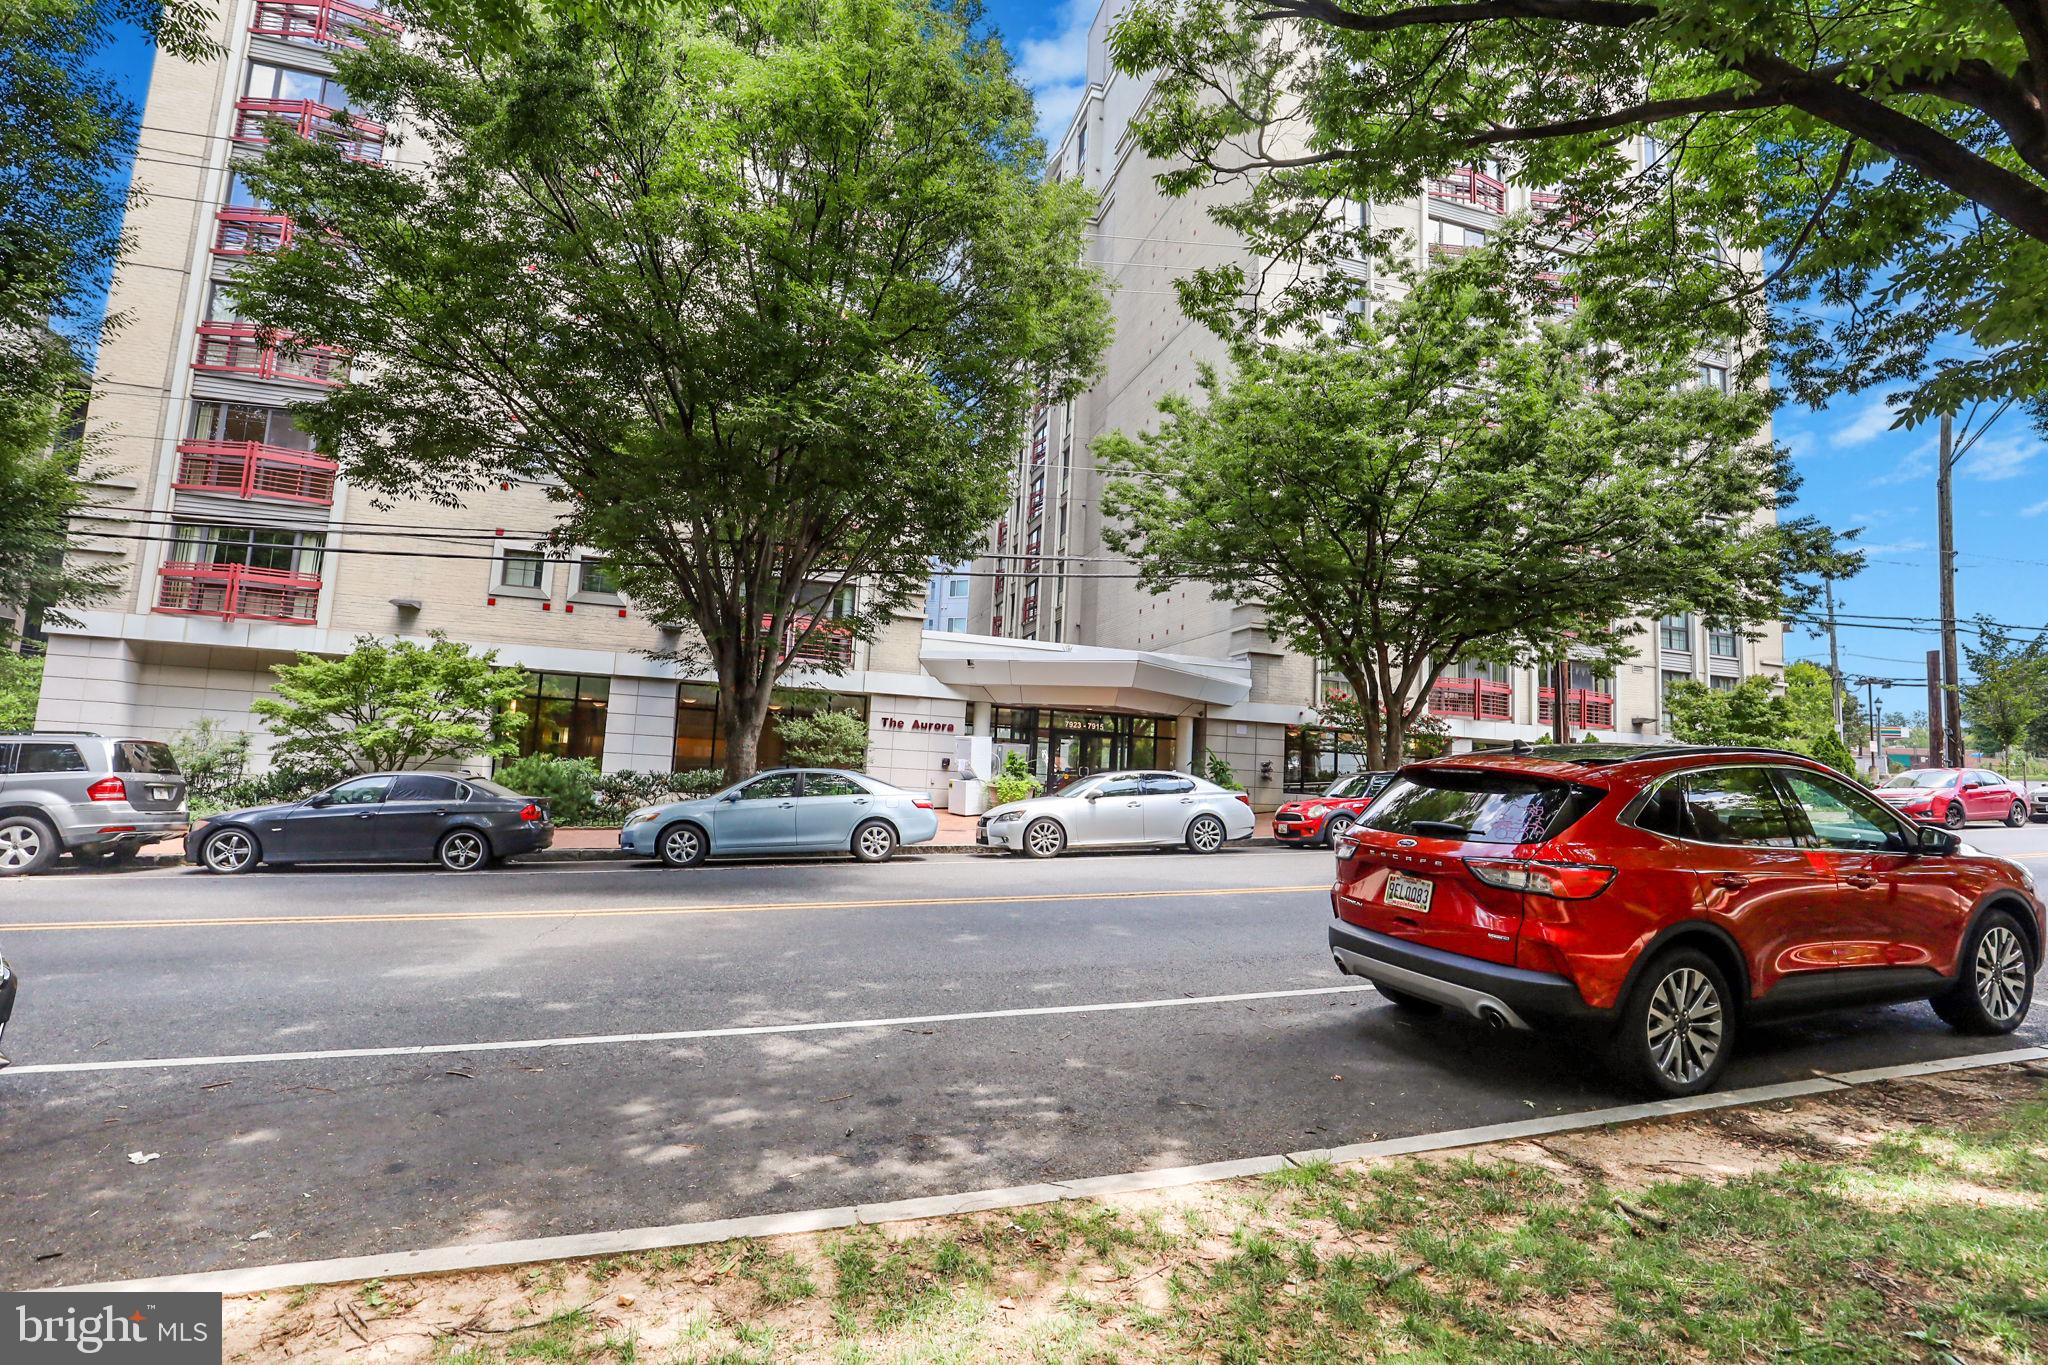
919, 632, 1252, 714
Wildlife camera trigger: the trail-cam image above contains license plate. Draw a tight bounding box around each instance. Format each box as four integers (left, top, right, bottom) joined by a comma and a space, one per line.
151, 786, 172, 801
1383, 872, 1434, 914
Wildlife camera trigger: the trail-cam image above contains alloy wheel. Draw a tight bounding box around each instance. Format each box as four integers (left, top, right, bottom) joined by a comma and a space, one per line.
204, 829, 254, 873
1644, 967, 1724, 1087
1324, 815, 1353, 849
1189, 815, 1225, 853
1975, 925, 2029, 1023
662, 826, 701, 865
856, 823, 895, 861
1025, 820, 1063, 857
1945, 803, 1965, 829
0, 824, 43, 871
441, 831, 487, 870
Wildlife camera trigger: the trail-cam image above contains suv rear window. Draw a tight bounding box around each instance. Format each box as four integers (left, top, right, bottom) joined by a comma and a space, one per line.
1361, 769, 1601, 844
114, 741, 180, 775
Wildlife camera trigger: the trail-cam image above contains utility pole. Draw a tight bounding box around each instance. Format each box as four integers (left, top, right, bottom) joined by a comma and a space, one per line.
1852, 674, 1890, 782
1936, 412, 1964, 766
1550, 657, 1569, 744
1926, 650, 1946, 770
1824, 575, 1845, 740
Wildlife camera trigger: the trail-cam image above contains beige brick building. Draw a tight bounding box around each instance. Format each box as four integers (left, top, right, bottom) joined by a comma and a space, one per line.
967, 0, 1785, 806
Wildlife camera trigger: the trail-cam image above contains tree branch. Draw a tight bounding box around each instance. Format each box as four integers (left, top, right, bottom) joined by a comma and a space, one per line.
1250, 0, 1656, 33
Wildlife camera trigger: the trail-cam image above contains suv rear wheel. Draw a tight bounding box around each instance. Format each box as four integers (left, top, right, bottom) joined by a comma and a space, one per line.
0, 814, 57, 877
1610, 948, 1735, 1097
1933, 909, 2035, 1034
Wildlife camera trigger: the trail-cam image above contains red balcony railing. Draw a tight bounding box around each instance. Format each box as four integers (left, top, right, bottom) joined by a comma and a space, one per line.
771, 614, 854, 668
194, 322, 348, 386
213, 208, 294, 256
1428, 678, 1512, 720
1428, 242, 1478, 262
156, 562, 322, 624
1539, 687, 1616, 729
1430, 167, 1506, 214
174, 440, 338, 506
251, 0, 402, 49
233, 97, 386, 162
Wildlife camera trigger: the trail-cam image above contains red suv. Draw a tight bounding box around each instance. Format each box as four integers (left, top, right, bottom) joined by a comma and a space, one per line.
1329, 745, 2042, 1096
1275, 771, 1395, 848
1872, 767, 2028, 829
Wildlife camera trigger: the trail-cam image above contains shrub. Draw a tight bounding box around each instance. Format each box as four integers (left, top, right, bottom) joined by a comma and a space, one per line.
212, 763, 348, 814
590, 768, 727, 820
774, 708, 870, 770
987, 749, 1042, 805
171, 719, 253, 814
1202, 749, 1244, 791
1808, 730, 1856, 775
495, 753, 602, 824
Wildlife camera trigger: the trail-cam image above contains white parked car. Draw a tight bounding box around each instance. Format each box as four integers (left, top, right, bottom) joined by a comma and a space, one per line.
975, 769, 1256, 858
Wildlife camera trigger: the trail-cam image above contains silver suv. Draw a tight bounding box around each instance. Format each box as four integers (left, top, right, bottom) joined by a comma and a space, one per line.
0, 732, 190, 875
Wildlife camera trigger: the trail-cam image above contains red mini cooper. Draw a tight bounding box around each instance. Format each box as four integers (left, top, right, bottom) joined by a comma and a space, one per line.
1329, 745, 2042, 1096
1275, 771, 1396, 848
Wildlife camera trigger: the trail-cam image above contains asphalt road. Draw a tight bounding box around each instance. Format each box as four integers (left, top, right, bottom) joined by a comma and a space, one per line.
4, 830, 2046, 1289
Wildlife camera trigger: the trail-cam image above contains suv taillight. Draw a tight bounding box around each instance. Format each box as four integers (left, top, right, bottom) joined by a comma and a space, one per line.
87, 777, 127, 803
519, 803, 542, 822
1466, 858, 1615, 900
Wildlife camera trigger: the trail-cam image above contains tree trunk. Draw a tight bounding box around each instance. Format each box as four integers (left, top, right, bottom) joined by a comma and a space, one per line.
719, 678, 776, 785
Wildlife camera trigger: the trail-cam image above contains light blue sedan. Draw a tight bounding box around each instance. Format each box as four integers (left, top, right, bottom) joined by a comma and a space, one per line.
619, 768, 941, 867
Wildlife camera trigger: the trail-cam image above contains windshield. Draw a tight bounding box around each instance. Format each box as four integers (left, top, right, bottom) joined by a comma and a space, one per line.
1322, 771, 1380, 800
1054, 776, 1104, 799
1361, 769, 1601, 845
1883, 770, 1956, 789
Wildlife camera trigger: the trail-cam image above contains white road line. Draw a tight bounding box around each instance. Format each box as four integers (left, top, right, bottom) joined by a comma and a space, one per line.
0, 984, 1375, 1078
61, 1047, 2048, 1296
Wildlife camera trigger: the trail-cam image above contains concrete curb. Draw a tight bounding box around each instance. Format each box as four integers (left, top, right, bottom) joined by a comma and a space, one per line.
55, 1044, 2048, 1296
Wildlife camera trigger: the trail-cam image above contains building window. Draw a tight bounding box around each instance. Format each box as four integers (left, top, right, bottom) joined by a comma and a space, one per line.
498, 548, 546, 593
1707, 620, 1739, 658
673, 685, 867, 773
1659, 613, 1692, 652
1698, 362, 1729, 392
1076, 122, 1087, 169
1284, 726, 1370, 792
246, 60, 353, 110
575, 557, 619, 598
947, 579, 967, 598
169, 523, 324, 575
190, 400, 318, 451
505, 672, 610, 761
1661, 669, 1689, 732
1709, 675, 1738, 692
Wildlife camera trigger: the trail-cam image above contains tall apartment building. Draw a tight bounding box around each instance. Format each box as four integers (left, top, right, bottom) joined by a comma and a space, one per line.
34, 0, 985, 791
968, 0, 1783, 803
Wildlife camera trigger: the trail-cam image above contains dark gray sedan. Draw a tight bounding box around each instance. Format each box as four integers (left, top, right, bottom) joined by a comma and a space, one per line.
186, 772, 553, 873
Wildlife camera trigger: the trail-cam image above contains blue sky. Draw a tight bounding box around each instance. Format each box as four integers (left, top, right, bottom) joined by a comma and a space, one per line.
88, 4, 2045, 719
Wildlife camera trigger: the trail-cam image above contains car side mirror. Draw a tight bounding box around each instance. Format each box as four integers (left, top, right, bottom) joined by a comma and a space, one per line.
304, 792, 332, 808
722, 791, 741, 803
1914, 824, 1958, 855
1084, 791, 1100, 801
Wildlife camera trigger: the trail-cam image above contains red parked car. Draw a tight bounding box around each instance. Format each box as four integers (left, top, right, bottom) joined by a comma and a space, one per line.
1872, 767, 2028, 829
1329, 745, 2042, 1096
1274, 770, 1395, 848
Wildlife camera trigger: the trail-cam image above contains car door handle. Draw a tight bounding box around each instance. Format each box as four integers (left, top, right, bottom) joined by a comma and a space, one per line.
1844, 874, 1879, 889
1180, 797, 1195, 804
356, 812, 374, 819
1127, 800, 1142, 807
1714, 873, 1749, 889
432, 808, 449, 816
778, 801, 794, 807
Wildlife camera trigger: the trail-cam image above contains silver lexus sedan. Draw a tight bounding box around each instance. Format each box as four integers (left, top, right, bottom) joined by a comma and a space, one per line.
976, 770, 1256, 857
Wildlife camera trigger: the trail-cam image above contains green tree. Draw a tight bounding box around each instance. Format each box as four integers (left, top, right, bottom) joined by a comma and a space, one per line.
3, 3, 219, 643
1100, 257, 1806, 768
988, 749, 1043, 805
0, 650, 42, 729
1665, 676, 1794, 747
773, 709, 870, 770
227, 0, 1109, 783
494, 753, 600, 824
251, 633, 533, 774
1110, 0, 2048, 429
1962, 616, 2047, 763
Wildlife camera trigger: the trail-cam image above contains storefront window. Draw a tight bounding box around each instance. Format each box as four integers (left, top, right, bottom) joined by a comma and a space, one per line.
505, 672, 609, 760
673, 686, 868, 772
987, 707, 1177, 782
1284, 726, 1370, 793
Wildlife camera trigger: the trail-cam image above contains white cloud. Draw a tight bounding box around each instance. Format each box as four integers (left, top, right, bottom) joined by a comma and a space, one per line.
1856, 539, 1929, 556
2023, 498, 2048, 517
1012, 0, 1095, 145
1870, 439, 1935, 486
1959, 431, 2040, 482
1828, 397, 1903, 449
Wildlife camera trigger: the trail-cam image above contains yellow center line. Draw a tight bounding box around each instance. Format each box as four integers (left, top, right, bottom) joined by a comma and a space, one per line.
0, 884, 1333, 933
